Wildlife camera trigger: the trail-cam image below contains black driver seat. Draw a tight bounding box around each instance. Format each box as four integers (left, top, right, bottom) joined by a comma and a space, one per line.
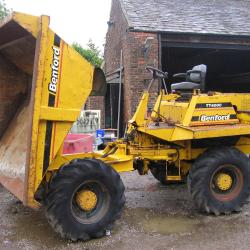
171, 64, 207, 92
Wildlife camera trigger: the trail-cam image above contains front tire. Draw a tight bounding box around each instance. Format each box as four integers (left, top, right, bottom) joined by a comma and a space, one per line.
45, 159, 125, 241
188, 147, 250, 215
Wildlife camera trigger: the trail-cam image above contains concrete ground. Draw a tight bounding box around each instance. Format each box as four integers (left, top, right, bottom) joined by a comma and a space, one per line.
1, 171, 250, 250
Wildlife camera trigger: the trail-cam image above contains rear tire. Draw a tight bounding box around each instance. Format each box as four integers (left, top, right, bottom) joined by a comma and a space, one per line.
188, 147, 250, 215
45, 159, 125, 241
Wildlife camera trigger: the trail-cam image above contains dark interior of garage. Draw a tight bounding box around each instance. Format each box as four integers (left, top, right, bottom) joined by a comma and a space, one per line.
162, 44, 250, 93
105, 83, 119, 129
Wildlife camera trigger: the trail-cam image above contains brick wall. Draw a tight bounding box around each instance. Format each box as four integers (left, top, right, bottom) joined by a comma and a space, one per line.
85, 96, 105, 128
105, 0, 128, 74
124, 32, 159, 116
103, 0, 159, 127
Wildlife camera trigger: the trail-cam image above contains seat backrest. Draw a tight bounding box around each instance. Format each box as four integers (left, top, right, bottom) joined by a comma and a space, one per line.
188, 64, 207, 91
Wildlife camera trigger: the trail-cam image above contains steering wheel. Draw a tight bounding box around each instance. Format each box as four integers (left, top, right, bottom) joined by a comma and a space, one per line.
146, 66, 168, 79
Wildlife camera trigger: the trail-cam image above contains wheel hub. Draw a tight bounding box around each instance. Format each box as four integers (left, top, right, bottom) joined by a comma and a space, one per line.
215, 173, 233, 191
76, 190, 97, 211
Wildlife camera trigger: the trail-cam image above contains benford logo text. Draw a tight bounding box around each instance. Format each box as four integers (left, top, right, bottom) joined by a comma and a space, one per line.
200, 114, 230, 122
48, 46, 60, 94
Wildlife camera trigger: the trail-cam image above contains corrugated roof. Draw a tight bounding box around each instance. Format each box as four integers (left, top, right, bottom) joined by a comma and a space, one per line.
119, 0, 250, 36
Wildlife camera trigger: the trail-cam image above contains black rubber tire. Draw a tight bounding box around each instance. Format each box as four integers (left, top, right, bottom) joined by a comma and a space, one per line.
45, 159, 125, 241
188, 147, 250, 215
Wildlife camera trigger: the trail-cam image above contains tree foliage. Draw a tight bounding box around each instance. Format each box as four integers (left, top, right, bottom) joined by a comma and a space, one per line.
0, 0, 9, 20
72, 39, 103, 68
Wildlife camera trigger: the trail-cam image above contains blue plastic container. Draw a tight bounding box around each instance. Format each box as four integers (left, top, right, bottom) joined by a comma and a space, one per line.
96, 129, 105, 138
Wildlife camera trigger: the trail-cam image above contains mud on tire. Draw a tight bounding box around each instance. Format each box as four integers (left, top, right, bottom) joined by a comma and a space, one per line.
45, 159, 125, 241
188, 147, 250, 215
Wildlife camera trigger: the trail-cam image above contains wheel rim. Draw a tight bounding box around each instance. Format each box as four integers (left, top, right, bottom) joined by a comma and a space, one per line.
71, 180, 110, 224
215, 173, 233, 191
76, 190, 98, 212
210, 164, 243, 202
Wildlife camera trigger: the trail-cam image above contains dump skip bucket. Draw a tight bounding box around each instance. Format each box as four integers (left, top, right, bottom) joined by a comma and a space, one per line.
0, 12, 105, 208
0, 14, 36, 201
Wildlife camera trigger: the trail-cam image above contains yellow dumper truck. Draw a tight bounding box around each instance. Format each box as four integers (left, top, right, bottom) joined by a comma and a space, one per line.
1, 12, 250, 241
